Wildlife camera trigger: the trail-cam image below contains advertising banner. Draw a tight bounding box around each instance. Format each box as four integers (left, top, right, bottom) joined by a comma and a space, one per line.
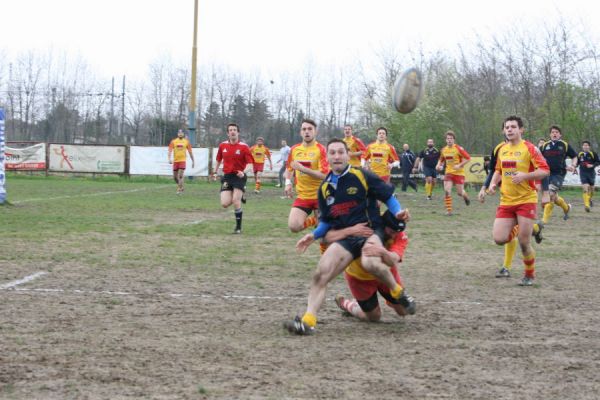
5, 143, 46, 170
129, 146, 209, 176
464, 156, 486, 184
48, 144, 126, 173
0, 108, 5, 204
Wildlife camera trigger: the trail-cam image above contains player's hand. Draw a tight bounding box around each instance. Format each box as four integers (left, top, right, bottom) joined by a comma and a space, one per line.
284, 184, 293, 197
511, 172, 527, 184
347, 223, 374, 238
289, 160, 301, 171
236, 171, 245, 178
296, 234, 315, 254
478, 187, 487, 203
211, 172, 218, 181
488, 184, 497, 195
395, 209, 410, 222
436, 165, 442, 172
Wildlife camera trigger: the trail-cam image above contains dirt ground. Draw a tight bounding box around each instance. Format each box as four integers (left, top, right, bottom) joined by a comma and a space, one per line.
2, 187, 600, 399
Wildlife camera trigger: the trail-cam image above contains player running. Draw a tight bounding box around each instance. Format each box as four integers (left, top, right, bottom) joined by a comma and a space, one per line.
342, 124, 367, 168
363, 127, 400, 184
167, 129, 195, 195
249, 137, 272, 194
284, 118, 329, 233
488, 116, 549, 286
212, 123, 254, 234
436, 131, 471, 215
538, 126, 578, 223
414, 138, 440, 200
576, 141, 599, 212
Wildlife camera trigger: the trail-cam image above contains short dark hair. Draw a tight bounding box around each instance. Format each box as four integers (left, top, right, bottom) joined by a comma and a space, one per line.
302, 118, 317, 128
376, 127, 388, 136
445, 130, 456, 139
582, 140, 591, 146
504, 115, 523, 128
227, 123, 240, 132
549, 125, 562, 134
327, 138, 348, 151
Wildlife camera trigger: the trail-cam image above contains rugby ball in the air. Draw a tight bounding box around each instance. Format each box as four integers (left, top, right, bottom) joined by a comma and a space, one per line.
392, 67, 423, 114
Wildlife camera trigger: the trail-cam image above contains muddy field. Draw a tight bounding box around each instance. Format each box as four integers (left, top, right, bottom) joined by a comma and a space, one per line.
2, 180, 600, 399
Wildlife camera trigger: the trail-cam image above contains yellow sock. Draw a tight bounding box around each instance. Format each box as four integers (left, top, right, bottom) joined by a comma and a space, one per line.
584, 192, 590, 208
504, 238, 517, 269
555, 196, 569, 212
532, 223, 540, 235
542, 203, 554, 224
523, 250, 536, 278
257, 181, 261, 191
390, 283, 403, 299
425, 182, 431, 196
301, 312, 317, 328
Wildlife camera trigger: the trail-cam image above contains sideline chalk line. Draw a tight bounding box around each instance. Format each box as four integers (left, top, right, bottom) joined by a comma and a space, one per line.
13, 185, 171, 204
0, 271, 48, 290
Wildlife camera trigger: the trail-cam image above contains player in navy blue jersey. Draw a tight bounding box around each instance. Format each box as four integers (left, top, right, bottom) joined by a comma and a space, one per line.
577, 141, 599, 212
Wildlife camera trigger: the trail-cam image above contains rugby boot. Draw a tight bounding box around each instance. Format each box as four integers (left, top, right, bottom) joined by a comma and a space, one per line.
284, 316, 315, 335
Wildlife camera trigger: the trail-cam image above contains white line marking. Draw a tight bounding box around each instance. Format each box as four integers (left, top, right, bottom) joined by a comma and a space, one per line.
183, 220, 205, 225
0, 272, 48, 289
13, 185, 171, 204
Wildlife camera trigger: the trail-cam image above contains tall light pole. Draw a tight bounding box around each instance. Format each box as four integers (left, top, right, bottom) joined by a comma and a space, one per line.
188, 0, 199, 146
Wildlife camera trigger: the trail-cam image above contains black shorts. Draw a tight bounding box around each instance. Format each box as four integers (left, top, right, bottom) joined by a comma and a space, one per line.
543, 174, 565, 192
580, 171, 596, 186
337, 227, 385, 259
220, 173, 247, 192
357, 289, 403, 313
422, 165, 437, 178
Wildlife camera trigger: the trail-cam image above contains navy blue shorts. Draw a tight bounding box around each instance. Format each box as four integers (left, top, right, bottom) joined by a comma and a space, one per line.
337, 227, 385, 259
580, 171, 596, 186
422, 165, 437, 178
542, 174, 564, 192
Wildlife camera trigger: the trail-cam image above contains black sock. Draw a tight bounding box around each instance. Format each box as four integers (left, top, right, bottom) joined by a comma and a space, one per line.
235, 208, 242, 230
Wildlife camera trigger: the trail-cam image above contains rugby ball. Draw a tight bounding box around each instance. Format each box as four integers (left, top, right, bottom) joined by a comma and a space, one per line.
392, 67, 423, 114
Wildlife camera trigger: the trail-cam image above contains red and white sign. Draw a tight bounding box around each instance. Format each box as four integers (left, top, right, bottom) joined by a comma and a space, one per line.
5, 143, 46, 170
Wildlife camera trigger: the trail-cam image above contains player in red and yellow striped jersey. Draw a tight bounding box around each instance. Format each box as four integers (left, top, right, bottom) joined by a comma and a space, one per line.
488, 116, 549, 286
249, 137, 272, 193
168, 129, 195, 194
435, 131, 471, 215
284, 118, 329, 233
342, 125, 367, 167
363, 127, 399, 183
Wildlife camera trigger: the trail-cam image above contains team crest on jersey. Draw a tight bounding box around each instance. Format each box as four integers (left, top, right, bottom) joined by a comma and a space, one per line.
326, 196, 335, 206
346, 187, 358, 195
222, 182, 229, 189
308, 152, 315, 157
514, 152, 521, 156
235, 150, 240, 154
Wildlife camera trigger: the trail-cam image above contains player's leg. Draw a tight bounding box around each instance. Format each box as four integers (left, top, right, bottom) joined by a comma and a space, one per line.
516, 213, 536, 286
220, 188, 233, 208
456, 181, 470, 205
288, 206, 316, 233
231, 187, 244, 233
360, 234, 406, 302
177, 168, 185, 192
335, 276, 381, 322
287, 243, 354, 334
550, 176, 570, 219
443, 179, 454, 215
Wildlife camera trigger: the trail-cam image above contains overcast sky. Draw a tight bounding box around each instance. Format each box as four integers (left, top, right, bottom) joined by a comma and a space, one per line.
1, 0, 599, 80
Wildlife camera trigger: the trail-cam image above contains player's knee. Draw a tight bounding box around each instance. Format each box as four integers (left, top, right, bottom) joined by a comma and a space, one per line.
288, 222, 304, 233
365, 308, 382, 322
493, 233, 508, 246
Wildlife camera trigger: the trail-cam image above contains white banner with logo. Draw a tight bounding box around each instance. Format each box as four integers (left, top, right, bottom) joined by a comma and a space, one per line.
48, 144, 126, 173
5, 143, 46, 170
0, 108, 6, 204
129, 146, 209, 176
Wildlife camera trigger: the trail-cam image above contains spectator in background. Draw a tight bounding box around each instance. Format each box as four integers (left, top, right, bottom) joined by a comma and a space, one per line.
400, 143, 417, 192
276, 140, 291, 190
